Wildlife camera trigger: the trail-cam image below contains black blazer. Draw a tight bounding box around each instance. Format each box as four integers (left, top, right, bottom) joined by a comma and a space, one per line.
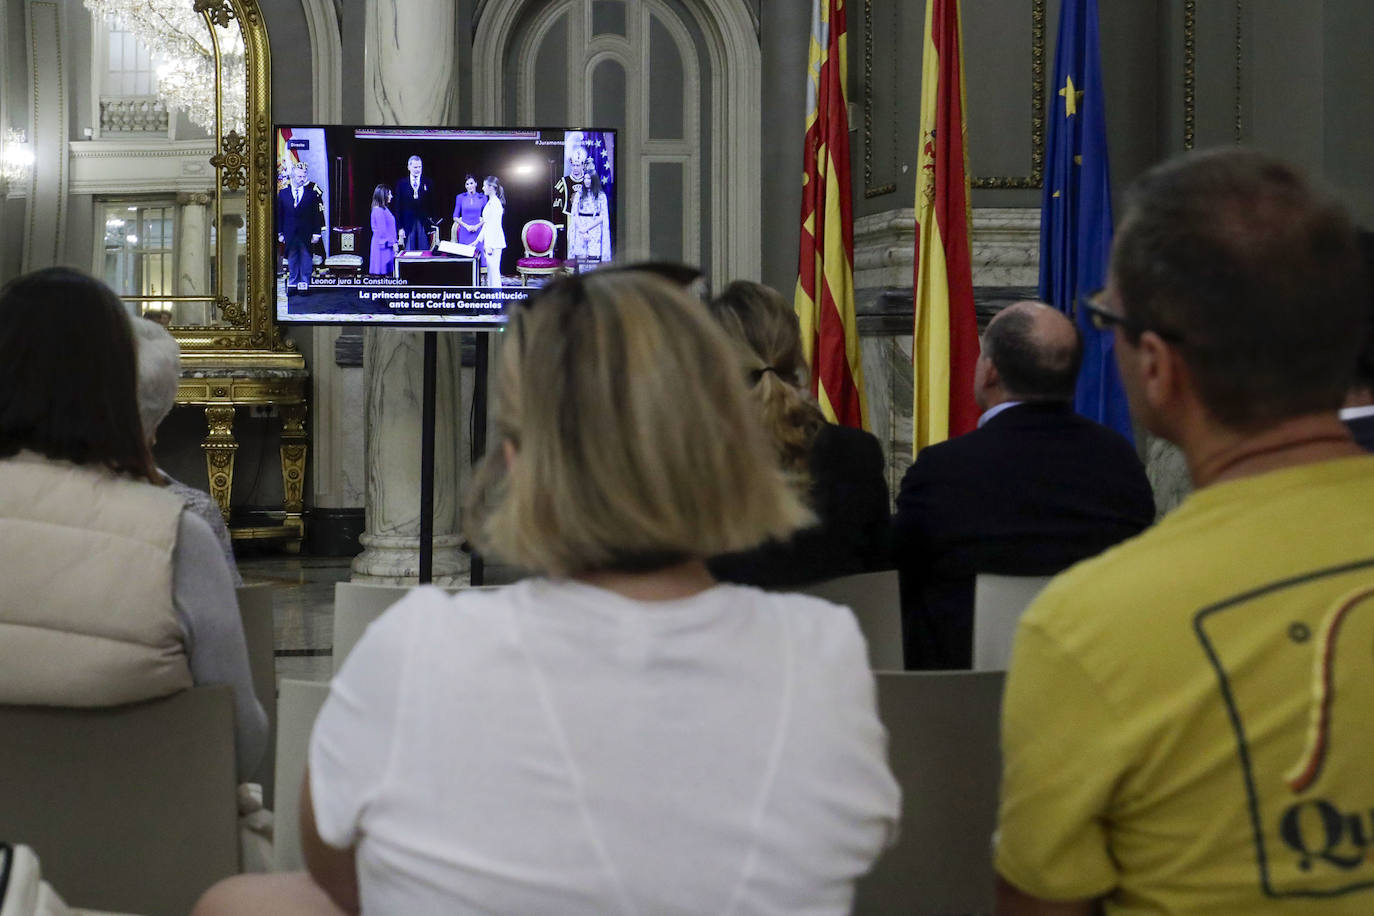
1345, 414, 1374, 452
893, 401, 1155, 669
393, 176, 434, 250
709, 423, 891, 590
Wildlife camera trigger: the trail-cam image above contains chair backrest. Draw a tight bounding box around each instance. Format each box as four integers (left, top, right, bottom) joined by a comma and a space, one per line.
0, 686, 240, 916
333, 581, 475, 674
853, 670, 1004, 915
521, 219, 557, 257
237, 583, 277, 806
972, 573, 1055, 671
272, 678, 332, 873
800, 570, 903, 670
333, 582, 415, 674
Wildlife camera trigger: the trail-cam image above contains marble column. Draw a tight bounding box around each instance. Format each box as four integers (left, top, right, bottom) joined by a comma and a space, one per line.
176, 191, 211, 325
218, 212, 244, 316
854, 207, 1042, 499
352, 0, 467, 583
22, 1, 66, 271
306, 0, 364, 547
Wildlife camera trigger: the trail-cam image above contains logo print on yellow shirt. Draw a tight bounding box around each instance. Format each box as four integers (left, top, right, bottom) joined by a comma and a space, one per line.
1197, 565, 1374, 898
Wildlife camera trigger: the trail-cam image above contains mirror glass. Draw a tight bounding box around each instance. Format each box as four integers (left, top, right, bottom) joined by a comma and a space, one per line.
197, 10, 249, 329
88, 1, 280, 354
90, 2, 252, 335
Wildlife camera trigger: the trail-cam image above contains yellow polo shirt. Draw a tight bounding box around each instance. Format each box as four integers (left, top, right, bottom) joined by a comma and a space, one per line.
997, 456, 1374, 914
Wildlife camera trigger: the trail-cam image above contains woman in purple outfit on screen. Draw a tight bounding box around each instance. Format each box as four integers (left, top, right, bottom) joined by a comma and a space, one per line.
368, 184, 397, 276
452, 174, 485, 246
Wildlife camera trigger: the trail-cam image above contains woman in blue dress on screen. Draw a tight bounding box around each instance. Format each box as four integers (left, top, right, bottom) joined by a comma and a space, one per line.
451, 174, 485, 247
368, 184, 397, 277
473, 176, 506, 288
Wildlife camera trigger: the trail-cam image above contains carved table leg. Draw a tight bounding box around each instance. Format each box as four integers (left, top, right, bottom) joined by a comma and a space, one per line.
280, 402, 309, 551
203, 406, 238, 523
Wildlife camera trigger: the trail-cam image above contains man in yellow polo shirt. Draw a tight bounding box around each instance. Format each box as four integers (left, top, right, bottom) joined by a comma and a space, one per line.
995, 148, 1374, 915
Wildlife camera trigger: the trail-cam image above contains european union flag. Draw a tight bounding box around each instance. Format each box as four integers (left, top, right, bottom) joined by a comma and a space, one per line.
1038, 0, 1133, 441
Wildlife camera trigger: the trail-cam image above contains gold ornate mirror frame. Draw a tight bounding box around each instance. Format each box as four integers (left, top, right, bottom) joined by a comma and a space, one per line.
144, 0, 309, 547
163, 0, 298, 368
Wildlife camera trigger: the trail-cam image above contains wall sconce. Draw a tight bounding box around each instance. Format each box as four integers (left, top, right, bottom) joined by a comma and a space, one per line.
1, 128, 35, 190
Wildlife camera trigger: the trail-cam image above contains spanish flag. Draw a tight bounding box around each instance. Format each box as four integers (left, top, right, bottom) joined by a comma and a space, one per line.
795, 0, 867, 429
912, 0, 979, 452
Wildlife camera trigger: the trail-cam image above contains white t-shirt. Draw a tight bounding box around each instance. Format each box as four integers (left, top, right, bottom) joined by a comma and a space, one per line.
309, 578, 900, 915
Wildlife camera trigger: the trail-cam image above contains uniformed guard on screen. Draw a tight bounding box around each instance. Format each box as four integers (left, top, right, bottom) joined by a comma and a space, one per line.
553, 145, 592, 261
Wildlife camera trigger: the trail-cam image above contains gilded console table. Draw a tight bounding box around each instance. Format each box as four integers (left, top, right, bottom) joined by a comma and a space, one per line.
177, 367, 310, 548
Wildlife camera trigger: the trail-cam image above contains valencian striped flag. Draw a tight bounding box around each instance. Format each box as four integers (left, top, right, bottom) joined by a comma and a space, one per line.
912, 0, 980, 452
1039, 0, 1132, 440
795, 0, 867, 428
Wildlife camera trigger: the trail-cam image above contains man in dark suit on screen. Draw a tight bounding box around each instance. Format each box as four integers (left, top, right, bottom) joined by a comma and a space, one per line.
893, 300, 1155, 669
276, 161, 324, 295
394, 155, 434, 252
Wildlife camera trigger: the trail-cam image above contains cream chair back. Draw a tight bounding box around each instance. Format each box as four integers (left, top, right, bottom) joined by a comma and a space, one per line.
0, 686, 239, 916
853, 670, 1004, 915
272, 678, 332, 873
236, 583, 277, 805
333, 582, 479, 673
333, 582, 414, 674
800, 570, 903, 670
972, 573, 1055, 671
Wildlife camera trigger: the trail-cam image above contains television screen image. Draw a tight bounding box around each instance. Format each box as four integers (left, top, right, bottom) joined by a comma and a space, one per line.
273, 125, 617, 327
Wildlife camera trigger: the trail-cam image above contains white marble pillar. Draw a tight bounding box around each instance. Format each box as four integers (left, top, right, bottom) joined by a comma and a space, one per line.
854, 207, 1042, 495
22, 1, 66, 271
352, 0, 467, 583
176, 191, 211, 325
218, 212, 244, 316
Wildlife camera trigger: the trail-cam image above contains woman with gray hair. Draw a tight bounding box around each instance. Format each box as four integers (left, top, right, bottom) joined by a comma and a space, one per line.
131, 315, 242, 585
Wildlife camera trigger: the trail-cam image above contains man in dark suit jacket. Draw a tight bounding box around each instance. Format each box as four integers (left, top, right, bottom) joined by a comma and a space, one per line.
275, 162, 324, 294
893, 301, 1155, 669
394, 155, 434, 252
1341, 229, 1374, 450
1342, 379, 1374, 450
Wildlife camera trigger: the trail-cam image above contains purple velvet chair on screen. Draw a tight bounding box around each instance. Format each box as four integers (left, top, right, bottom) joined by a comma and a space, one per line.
516, 219, 564, 283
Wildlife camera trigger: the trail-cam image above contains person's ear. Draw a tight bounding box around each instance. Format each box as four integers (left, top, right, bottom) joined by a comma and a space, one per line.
981, 358, 1000, 391
1136, 331, 1181, 411
502, 438, 518, 469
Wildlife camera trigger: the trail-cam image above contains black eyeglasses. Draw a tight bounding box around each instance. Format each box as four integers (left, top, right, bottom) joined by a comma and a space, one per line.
1078, 291, 1185, 344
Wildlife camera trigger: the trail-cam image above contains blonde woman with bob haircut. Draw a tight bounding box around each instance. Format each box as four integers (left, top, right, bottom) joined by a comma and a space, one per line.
707, 279, 892, 590
196, 270, 899, 916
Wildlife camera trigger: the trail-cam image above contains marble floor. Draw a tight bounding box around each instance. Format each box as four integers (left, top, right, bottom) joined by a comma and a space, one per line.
240, 553, 519, 684
240, 554, 354, 684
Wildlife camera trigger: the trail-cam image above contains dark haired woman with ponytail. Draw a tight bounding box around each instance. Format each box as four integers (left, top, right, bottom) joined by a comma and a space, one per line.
706, 280, 891, 588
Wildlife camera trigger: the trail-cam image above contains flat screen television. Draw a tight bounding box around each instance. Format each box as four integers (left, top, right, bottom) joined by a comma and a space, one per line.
272, 125, 617, 327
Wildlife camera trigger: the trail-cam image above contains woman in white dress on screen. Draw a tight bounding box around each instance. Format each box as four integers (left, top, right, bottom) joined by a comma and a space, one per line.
194, 269, 899, 916
569, 167, 612, 263
472, 175, 506, 288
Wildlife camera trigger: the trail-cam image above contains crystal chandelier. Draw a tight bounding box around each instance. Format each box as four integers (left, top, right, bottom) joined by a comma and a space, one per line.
83, 0, 245, 136
1, 128, 34, 189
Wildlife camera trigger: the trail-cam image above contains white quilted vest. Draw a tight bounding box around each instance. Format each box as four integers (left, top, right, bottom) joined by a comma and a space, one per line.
0, 453, 192, 706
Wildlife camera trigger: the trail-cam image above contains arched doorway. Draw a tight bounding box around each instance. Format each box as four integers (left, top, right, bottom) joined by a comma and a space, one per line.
473, 0, 761, 284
